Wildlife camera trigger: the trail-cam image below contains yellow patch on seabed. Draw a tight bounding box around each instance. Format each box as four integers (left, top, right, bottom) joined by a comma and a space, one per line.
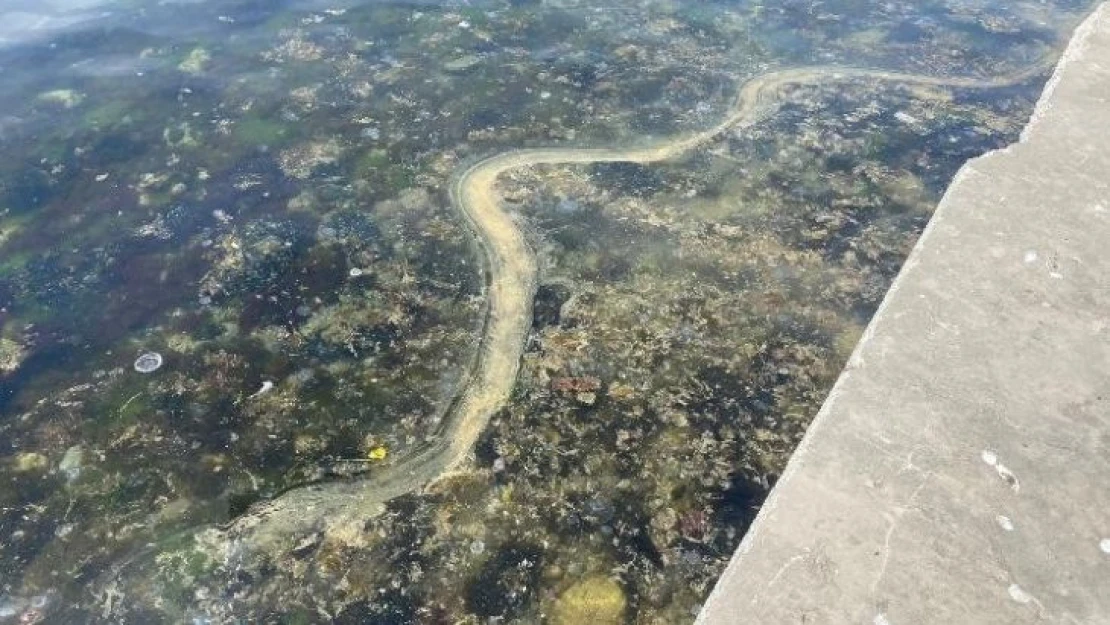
178, 48, 211, 75
549, 575, 627, 625
14, 452, 49, 473
368, 446, 389, 461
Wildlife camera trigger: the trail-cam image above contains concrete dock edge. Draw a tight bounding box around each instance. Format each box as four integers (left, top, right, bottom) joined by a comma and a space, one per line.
697, 4, 1110, 624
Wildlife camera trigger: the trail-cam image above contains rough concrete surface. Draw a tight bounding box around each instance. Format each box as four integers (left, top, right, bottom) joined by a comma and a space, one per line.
698, 4, 1110, 624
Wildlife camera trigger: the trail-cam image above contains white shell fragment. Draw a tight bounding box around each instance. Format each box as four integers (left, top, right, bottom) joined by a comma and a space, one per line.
250, 380, 275, 398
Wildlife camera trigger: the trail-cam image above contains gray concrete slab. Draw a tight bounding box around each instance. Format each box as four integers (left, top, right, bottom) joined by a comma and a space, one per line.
697, 5, 1110, 624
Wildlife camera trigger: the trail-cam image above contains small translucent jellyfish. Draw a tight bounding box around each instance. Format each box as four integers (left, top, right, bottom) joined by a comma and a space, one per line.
0, 597, 20, 619
134, 352, 163, 373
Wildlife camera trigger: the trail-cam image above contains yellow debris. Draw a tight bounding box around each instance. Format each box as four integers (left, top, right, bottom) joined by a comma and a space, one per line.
368, 446, 388, 461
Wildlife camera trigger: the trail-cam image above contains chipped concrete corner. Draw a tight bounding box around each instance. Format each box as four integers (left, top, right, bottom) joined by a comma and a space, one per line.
697, 4, 1110, 624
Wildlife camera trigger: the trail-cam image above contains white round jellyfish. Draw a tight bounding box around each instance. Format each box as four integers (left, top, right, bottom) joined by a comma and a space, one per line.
134, 352, 164, 373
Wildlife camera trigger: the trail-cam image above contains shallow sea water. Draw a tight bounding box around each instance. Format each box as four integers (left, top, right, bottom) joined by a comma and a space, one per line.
0, 0, 1097, 622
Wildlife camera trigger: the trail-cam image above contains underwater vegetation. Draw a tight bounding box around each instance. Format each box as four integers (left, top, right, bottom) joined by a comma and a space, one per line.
0, 0, 1097, 622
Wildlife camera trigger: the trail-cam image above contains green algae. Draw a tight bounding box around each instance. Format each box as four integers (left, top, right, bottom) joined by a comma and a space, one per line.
83, 100, 139, 130
233, 116, 290, 147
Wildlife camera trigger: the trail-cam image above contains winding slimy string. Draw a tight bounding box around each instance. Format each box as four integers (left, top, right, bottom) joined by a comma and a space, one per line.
219, 57, 1060, 552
